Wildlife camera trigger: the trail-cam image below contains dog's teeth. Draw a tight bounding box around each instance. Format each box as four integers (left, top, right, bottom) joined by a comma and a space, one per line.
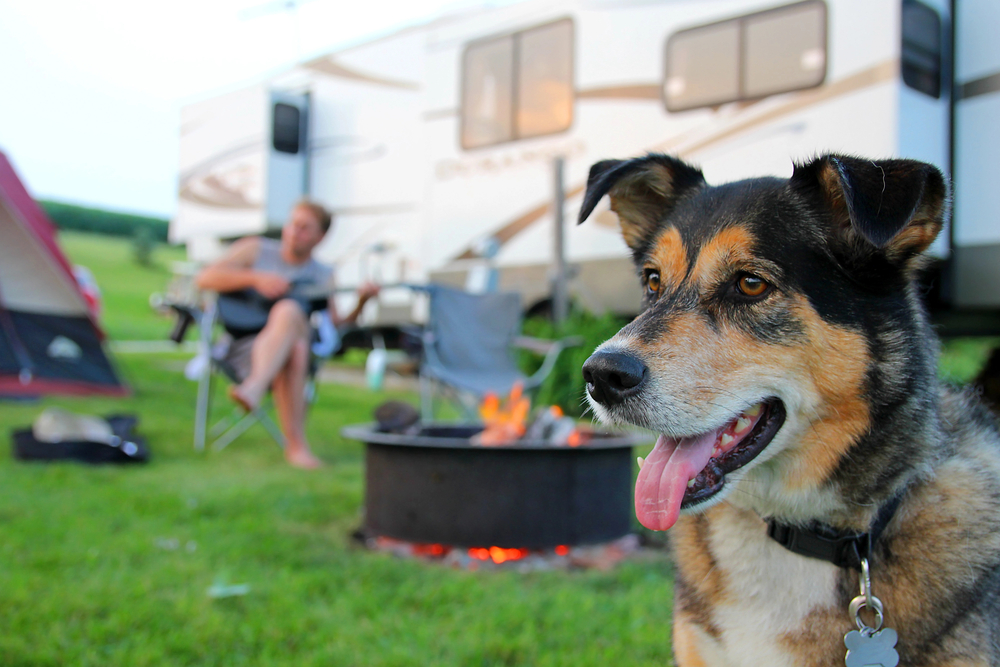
745, 403, 763, 418
637, 456, 645, 469
735, 417, 752, 433
687, 478, 696, 489
720, 433, 735, 448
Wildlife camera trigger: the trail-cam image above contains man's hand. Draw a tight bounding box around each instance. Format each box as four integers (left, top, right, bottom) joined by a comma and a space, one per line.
254, 273, 292, 300
357, 281, 380, 303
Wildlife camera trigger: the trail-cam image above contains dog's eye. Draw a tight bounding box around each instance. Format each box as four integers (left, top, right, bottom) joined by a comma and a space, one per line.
645, 270, 661, 296
736, 274, 770, 298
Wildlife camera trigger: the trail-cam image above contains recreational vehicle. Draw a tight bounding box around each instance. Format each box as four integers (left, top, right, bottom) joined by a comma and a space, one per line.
171, 0, 1000, 330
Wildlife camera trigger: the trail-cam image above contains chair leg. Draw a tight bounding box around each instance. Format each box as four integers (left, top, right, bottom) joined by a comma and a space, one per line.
211, 401, 286, 452
211, 412, 258, 451
420, 373, 435, 423
193, 303, 217, 452
209, 408, 243, 439
194, 360, 213, 451
256, 409, 286, 448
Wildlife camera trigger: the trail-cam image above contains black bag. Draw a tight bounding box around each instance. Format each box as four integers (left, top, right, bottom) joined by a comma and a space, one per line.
12, 414, 150, 464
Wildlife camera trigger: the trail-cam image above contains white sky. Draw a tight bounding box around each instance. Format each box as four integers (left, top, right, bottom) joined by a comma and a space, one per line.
0, 0, 507, 218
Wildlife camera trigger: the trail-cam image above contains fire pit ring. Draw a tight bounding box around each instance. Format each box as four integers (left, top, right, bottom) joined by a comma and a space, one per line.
342, 423, 641, 549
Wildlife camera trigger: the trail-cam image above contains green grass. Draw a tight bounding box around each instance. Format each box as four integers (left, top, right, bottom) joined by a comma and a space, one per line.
59, 231, 187, 341
5, 231, 999, 666
0, 354, 675, 667
1, 232, 676, 666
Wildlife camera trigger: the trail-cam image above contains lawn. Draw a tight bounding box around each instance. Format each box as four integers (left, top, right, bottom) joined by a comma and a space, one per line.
2, 232, 996, 666
0, 234, 676, 666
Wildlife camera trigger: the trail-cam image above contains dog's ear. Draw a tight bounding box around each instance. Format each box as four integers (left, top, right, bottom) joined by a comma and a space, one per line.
578, 154, 705, 255
791, 155, 948, 265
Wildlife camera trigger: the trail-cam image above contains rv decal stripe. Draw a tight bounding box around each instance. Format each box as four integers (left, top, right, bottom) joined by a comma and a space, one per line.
302, 58, 421, 90
576, 84, 662, 100
452, 61, 898, 262
331, 204, 418, 215
960, 71, 1000, 100
179, 179, 257, 211
424, 109, 458, 121
455, 184, 585, 260
654, 59, 899, 157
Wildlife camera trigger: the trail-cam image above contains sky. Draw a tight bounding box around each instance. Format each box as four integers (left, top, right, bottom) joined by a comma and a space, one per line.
0, 0, 510, 218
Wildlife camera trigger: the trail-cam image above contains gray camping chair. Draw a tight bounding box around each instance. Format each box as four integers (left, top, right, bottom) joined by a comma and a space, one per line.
417, 284, 581, 421
170, 296, 336, 452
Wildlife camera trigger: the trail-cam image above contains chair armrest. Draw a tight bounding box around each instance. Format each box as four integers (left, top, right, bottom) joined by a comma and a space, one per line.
522, 335, 585, 390
514, 335, 584, 353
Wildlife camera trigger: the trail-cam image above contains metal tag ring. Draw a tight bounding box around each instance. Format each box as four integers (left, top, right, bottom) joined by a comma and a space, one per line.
849, 593, 884, 632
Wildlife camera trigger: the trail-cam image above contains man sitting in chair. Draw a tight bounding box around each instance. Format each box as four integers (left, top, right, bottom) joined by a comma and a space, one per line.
196, 200, 379, 469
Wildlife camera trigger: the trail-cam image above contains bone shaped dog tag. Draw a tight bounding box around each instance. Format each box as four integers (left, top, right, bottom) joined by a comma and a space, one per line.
844, 628, 899, 667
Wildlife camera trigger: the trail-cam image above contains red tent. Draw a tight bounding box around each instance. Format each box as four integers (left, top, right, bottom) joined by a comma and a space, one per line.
0, 150, 127, 397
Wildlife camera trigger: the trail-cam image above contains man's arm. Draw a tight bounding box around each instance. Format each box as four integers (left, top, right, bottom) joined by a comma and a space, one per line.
328, 282, 380, 328
195, 237, 289, 299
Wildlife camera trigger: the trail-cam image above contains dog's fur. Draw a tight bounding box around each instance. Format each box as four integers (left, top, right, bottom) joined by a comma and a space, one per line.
578, 153, 1000, 666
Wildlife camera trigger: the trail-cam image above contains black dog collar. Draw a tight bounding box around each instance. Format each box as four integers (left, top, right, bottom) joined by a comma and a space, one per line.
766, 492, 904, 571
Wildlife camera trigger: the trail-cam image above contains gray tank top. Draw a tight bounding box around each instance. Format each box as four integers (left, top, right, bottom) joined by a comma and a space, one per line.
253, 238, 333, 296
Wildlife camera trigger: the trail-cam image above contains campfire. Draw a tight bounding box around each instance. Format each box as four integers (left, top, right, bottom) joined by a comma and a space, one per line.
473, 383, 588, 447
342, 389, 642, 570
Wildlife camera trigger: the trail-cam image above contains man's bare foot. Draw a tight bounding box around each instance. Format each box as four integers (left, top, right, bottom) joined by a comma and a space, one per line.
285, 446, 324, 469
228, 385, 257, 413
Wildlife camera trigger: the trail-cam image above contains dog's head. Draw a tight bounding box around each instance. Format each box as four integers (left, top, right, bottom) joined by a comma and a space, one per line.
578, 153, 947, 530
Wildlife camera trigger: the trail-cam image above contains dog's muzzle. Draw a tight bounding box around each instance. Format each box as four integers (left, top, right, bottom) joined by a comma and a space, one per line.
582, 350, 647, 406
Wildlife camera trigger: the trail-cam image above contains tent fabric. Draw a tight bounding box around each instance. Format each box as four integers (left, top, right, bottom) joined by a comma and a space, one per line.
0, 149, 127, 397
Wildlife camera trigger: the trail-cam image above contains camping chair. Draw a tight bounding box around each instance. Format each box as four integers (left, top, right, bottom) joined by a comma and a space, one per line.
416, 284, 581, 421
170, 294, 336, 452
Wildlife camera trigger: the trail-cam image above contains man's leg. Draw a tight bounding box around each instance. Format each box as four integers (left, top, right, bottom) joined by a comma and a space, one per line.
230, 299, 308, 411
271, 338, 323, 469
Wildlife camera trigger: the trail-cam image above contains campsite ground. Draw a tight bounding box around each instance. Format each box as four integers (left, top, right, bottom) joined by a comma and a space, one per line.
0, 233, 676, 666
1, 232, 995, 666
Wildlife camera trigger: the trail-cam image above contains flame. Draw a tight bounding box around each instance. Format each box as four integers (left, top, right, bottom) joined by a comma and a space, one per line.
474, 382, 531, 446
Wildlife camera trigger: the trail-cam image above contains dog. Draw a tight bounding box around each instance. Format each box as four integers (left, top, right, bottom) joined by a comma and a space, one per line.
577, 153, 1000, 666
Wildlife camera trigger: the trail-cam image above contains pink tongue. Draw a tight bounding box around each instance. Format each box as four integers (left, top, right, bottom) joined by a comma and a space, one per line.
635, 429, 723, 531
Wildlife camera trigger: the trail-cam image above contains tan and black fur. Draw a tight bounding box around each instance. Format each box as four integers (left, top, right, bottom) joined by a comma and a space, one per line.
578, 153, 1000, 666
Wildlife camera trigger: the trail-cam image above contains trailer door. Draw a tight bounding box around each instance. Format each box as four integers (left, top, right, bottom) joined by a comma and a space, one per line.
266, 90, 310, 230
953, 0, 1000, 308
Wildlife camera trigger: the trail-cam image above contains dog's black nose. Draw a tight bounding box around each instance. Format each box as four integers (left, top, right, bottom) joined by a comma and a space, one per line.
582, 350, 647, 406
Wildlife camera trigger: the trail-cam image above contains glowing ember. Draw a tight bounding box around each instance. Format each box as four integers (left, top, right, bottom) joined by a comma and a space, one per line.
411, 543, 449, 557
471, 546, 530, 564
365, 535, 642, 571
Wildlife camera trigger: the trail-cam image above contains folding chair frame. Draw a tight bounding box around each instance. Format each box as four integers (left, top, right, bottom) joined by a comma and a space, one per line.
185, 299, 287, 452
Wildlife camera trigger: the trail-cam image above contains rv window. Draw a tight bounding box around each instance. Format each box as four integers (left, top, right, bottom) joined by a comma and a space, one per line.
744, 2, 826, 99
664, 0, 827, 112
461, 18, 574, 149
517, 19, 574, 140
902, 0, 942, 98
272, 103, 301, 154
664, 21, 740, 112
462, 36, 515, 148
